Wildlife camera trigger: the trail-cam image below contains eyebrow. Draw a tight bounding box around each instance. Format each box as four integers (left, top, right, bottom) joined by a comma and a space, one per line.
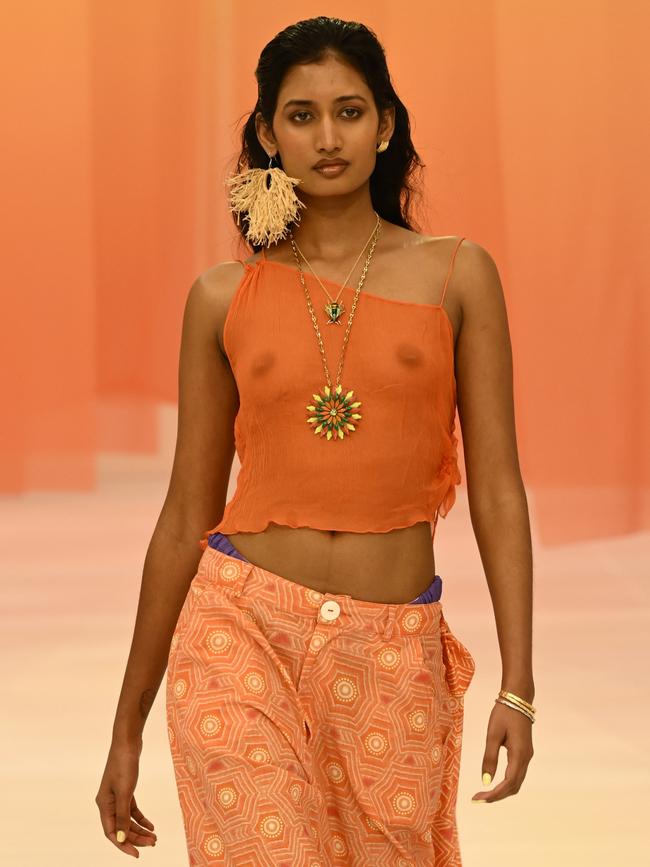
282, 95, 368, 109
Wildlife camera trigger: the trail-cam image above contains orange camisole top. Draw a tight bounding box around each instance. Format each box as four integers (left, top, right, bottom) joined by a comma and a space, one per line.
199, 236, 465, 550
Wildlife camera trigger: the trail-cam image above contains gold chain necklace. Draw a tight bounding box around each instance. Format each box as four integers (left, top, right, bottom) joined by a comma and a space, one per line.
291, 221, 378, 325
288, 213, 382, 440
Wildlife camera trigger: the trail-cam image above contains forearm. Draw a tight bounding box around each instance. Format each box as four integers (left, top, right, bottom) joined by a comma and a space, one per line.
469, 488, 535, 703
110, 513, 207, 745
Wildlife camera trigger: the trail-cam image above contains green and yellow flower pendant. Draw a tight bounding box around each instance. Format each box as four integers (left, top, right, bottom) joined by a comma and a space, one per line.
306, 384, 362, 440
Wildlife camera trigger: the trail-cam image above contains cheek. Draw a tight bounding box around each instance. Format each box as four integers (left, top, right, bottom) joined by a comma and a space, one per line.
272, 127, 310, 168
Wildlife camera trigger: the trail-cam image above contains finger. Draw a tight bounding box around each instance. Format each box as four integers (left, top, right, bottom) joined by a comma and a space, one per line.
479, 763, 498, 793
129, 794, 156, 842
473, 732, 504, 800
95, 790, 116, 839
115, 793, 140, 856
109, 829, 140, 858
131, 795, 155, 831
127, 816, 157, 842
477, 751, 528, 802
128, 818, 156, 846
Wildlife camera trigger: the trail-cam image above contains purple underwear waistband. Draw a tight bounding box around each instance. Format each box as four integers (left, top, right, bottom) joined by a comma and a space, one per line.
206, 532, 442, 604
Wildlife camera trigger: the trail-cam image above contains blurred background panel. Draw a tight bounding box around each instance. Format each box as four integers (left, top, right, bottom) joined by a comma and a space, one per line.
0, 1, 648, 865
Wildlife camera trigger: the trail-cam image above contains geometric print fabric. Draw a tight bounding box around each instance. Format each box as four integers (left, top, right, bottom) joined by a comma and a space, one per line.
166, 546, 476, 865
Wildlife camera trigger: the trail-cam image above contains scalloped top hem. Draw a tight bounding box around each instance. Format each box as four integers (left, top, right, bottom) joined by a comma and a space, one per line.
197, 504, 459, 551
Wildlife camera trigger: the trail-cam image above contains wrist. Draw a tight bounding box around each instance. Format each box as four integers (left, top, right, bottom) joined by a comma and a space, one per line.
112, 723, 144, 749
500, 677, 535, 704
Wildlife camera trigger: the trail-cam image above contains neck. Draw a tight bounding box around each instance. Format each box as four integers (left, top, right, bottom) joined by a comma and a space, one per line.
280, 197, 380, 262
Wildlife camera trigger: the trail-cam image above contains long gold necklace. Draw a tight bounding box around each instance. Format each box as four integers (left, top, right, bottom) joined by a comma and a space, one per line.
291, 221, 378, 325
288, 213, 382, 440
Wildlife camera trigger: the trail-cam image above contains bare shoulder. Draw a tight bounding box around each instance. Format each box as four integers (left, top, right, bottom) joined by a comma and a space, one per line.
416, 234, 503, 312
399, 232, 503, 346
396, 226, 489, 282
197, 259, 248, 301
447, 238, 505, 320
193, 260, 249, 356
418, 233, 495, 273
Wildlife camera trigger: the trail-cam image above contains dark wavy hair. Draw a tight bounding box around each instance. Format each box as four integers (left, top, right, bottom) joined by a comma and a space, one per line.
230, 16, 426, 254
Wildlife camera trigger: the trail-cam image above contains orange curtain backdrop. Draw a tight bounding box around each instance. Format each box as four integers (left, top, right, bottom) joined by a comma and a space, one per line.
2, 0, 648, 544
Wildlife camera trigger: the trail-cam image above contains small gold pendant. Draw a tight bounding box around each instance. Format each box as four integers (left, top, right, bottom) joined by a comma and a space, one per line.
324, 300, 345, 324
306, 383, 362, 440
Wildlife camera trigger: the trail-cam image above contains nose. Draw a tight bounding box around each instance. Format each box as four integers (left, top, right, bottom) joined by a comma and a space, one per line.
316, 118, 341, 153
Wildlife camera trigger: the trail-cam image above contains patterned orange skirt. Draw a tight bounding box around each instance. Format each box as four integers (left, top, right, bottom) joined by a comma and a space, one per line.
166, 545, 475, 866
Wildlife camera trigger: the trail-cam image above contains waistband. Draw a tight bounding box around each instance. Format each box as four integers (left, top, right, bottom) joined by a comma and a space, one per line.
207, 531, 443, 605
195, 544, 445, 642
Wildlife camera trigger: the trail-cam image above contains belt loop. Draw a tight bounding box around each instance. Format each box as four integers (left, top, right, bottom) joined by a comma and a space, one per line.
230, 561, 254, 598
383, 605, 398, 641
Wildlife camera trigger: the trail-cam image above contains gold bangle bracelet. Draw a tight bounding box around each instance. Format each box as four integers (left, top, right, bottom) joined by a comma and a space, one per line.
499, 689, 536, 713
496, 697, 535, 722
501, 695, 536, 718
495, 696, 536, 723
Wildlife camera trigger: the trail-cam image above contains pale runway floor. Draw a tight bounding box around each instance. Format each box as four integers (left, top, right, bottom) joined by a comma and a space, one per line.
1, 408, 648, 865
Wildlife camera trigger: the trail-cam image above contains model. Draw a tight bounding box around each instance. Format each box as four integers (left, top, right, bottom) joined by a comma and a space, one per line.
96, 15, 535, 865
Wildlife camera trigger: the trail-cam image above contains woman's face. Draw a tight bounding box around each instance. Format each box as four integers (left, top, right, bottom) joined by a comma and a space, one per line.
256, 54, 394, 198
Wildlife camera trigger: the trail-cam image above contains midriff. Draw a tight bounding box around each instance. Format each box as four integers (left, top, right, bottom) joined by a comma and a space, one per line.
226, 520, 437, 604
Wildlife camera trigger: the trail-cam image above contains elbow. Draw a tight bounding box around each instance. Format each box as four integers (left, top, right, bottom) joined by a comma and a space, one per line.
467, 476, 528, 517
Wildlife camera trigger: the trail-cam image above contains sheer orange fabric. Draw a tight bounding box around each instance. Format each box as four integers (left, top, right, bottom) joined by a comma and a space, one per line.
200, 238, 465, 548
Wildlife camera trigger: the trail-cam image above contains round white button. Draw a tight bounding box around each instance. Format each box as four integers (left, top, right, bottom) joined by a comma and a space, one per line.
319, 600, 341, 622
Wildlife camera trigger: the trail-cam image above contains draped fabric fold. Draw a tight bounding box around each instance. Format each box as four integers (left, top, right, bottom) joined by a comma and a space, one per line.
436, 427, 462, 522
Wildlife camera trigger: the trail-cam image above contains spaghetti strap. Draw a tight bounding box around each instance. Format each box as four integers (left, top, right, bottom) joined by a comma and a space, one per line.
233, 251, 262, 268
439, 236, 465, 307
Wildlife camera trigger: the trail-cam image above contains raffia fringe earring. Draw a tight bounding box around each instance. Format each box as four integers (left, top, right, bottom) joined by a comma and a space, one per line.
225, 153, 307, 247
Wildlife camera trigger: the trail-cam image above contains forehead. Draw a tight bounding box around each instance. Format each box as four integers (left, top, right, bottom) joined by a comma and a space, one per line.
278, 54, 369, 104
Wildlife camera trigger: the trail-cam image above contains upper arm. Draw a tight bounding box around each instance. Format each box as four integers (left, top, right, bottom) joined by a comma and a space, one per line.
160, 262, 244, 538
453, 240, 525, 509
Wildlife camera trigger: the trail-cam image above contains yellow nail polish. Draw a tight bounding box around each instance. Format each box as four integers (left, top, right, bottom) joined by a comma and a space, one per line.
482, 772, 492, 786
471, 797, 487, 802
116, 830, 126, 843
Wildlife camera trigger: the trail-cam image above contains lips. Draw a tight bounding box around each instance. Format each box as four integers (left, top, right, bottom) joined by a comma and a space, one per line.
314, 163, 349, 176
314, 161, 348, 169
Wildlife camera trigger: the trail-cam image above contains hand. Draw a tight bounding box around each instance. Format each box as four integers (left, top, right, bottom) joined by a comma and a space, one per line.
471, 700, 534, 802
95, 737, 157, 858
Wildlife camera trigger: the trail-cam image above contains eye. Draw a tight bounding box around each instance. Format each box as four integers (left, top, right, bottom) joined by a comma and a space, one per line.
290, 107, 363, 123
